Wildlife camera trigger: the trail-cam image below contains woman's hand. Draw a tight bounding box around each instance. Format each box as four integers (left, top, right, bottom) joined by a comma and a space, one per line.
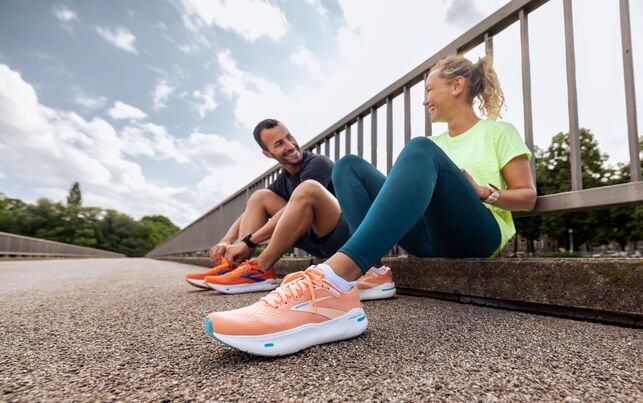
460, 168, 490, 200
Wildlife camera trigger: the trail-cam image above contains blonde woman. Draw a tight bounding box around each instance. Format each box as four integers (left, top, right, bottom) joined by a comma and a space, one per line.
202, 55, 537, 356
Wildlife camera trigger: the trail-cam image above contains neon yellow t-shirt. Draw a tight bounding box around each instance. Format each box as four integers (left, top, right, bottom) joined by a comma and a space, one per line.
427, 119, 532, 256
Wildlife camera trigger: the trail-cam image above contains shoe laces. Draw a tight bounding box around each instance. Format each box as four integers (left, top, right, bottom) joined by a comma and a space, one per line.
211, 258, 232, 271
260, 266, 324, 311
232, 259, 260, 274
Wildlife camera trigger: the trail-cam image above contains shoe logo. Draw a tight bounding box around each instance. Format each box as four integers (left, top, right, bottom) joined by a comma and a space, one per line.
290, 296, 346, 320
240, 269, 270, 282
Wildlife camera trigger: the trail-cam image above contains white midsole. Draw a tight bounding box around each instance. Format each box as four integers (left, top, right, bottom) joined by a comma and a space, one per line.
206, 280, 279, 294
212, 307, 368, 356
359, 282, 396, 301
187, 278, 207, 288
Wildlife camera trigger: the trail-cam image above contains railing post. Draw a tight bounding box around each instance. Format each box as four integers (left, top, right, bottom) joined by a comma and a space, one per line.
357, 116, 364, 158
371, 107, 378, 166
386, 97, 393, 174
404, 85, 411, 144
345, 123, 351, 156
563, 0, 582, 191
620, 0, 641, 182
423, 72, 432, 136
334, 131, 340, 161
520, 9, 537, 188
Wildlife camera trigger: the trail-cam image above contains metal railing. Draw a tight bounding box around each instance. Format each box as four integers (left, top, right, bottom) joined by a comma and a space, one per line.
147, 0, 641, 258
0, 232, 125, 258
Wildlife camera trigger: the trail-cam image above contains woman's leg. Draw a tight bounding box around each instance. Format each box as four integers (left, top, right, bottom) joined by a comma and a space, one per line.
330, 137, 500, 274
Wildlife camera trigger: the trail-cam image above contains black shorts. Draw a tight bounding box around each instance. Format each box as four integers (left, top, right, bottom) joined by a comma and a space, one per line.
293, 214, 351, 258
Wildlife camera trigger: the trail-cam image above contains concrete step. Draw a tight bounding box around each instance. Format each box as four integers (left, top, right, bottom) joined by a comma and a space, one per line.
159, 256, 643, 327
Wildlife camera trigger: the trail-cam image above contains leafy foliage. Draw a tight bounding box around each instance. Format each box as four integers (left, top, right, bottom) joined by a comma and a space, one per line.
514, 130, 642, 252
0, 185, 179, 257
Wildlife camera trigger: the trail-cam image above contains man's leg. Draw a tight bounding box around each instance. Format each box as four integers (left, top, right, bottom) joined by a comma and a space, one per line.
256, 180, 341, 267
238, 189, 286, 241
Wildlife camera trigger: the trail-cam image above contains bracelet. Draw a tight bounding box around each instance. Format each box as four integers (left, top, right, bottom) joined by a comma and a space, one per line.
483, 184, 500, 204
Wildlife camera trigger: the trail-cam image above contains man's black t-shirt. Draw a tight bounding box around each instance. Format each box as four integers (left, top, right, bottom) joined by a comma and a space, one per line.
267, 152, 335, 200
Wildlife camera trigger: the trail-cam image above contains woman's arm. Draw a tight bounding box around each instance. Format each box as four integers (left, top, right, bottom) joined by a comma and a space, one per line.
462, 155, 537, 211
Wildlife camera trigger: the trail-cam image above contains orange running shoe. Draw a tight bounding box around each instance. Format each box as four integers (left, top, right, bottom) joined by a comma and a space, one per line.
203, 266, 367, 356
185, 258, 235, 289
358, 266, 396, 300
204, 259, 278, 294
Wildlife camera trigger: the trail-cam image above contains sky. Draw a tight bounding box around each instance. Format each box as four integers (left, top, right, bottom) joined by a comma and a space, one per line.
0, 0, 641, 228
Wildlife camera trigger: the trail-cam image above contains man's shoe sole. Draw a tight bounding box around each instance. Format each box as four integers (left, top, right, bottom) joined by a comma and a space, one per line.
185, 278, 210, 289
359, 282, 396, 301
203, 307, 368, 356
206, 280, 279, 294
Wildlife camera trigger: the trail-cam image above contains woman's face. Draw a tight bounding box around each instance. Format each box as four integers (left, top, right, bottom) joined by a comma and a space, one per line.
423, 69, 456, 123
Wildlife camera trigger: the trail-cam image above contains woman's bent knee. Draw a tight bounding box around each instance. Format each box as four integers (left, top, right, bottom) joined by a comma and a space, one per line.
332, 154, 367, 183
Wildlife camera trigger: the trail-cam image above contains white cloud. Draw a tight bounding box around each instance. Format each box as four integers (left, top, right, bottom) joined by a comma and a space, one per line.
53, 4, 78, 23
291, 48, 325, 81
52, 4, 78, 33
73, 89, 107, 110
178, 0, 289, 42
108, 101, 147, 120
0, 64, 274, 226
152, 79, 175, 111
192, 84, 217, 118
96, 26, 139, 54
305, 0, 328, 16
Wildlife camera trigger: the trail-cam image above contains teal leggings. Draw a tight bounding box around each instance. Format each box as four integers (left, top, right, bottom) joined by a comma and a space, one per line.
332, 137, 501, 272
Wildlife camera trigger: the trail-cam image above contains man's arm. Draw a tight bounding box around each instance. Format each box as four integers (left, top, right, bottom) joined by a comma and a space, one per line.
224, 207, 285, 263
210, 213, 243, 262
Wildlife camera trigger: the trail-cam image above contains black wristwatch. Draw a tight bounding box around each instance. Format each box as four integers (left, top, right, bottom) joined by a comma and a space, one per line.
241, 233, 258, 248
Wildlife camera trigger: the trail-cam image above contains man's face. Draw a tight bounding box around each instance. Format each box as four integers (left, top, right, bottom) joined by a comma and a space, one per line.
260, 123, 303, 167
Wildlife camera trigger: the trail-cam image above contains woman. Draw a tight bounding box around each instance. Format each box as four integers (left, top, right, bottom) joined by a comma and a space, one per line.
202, 55, 537, 357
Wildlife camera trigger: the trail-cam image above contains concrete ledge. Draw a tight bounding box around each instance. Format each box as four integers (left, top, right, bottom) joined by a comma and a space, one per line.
156, 256, 642, 327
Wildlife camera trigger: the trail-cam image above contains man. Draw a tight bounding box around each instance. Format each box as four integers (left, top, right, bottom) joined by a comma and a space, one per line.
185, 119, 395, 300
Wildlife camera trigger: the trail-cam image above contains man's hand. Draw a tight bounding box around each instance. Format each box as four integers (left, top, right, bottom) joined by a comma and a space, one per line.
224, 242, 254, 264
210, 242, 231, 262
460, 168, 490, 200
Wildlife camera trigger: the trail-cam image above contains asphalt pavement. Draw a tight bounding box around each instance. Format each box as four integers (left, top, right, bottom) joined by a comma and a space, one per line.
1, 258, 641, 401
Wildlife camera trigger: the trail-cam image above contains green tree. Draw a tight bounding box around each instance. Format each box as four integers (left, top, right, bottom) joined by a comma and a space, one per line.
141, 215, 179, 247
67, 182, 82, 207
526, 129, 611, 251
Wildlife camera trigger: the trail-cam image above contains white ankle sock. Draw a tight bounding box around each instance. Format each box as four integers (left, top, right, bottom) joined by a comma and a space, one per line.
372, 265, 387, 274
317, 264, 357, 293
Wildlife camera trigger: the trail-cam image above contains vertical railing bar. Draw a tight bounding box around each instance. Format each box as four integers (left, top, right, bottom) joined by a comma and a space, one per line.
484, 32, 493, 57
324, 137, 330, 158
520, 9, 537, 189
563, 0, 582, 191
357, 116, 364, 158
386, 97, 393, 174
334, 131, 340, 161
345, 123, 352, 155
316, 143, 321, 155
423, 72, 432, 136
403, 85, 411, 144
620, 0, 641, 182
371, 107, 378, 166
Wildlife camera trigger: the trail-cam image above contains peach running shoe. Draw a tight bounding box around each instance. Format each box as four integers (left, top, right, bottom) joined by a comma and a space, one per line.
204, 259, 278, 294
203, 266, 368, 356
185, 258, 235, 289
357, 266, 396, 300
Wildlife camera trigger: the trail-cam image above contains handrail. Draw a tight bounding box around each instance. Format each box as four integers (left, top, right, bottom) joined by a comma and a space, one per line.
0, 231, 125, 258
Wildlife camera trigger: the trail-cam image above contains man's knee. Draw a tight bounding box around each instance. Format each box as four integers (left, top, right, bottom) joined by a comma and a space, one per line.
291, 180, 325, 202
247, 189, 275, 205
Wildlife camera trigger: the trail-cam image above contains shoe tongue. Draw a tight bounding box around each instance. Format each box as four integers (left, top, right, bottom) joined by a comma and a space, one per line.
304, 266, 324, 278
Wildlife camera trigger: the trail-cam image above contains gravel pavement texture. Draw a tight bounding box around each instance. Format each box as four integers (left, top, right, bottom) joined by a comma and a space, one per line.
1, 258, 641, 402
